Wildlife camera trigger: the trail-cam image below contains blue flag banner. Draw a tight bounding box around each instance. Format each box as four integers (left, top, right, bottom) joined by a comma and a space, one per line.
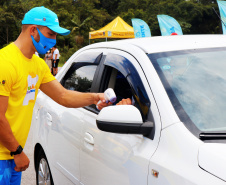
217, 0, 226, 34
157, 15, 183, 36
131, 18, 151, 38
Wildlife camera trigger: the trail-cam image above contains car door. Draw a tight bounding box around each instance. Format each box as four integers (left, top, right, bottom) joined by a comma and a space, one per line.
43, 50, 103, 184
79, 48, 162, 185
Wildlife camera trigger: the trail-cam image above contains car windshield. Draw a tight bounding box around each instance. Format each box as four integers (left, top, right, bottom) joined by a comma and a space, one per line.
148, 48, 226, 132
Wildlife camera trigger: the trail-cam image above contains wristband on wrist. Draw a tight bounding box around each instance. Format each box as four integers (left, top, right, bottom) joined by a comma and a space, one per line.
10, 145, 23, 156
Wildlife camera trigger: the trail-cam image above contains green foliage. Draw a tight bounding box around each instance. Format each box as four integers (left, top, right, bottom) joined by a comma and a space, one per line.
0, 0, 222, 59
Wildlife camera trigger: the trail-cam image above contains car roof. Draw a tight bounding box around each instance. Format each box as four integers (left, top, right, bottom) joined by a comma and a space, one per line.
87, 35, 226, 54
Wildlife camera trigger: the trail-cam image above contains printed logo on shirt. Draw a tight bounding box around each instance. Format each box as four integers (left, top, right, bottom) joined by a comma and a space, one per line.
23, 73, 39, 106
0, 80, 6, 86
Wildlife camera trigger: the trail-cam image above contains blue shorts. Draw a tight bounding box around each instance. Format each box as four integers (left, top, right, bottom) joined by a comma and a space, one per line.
0, 160, 22, 185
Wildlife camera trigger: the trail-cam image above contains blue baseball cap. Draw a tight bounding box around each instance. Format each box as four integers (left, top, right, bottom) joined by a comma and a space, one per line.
22, 6, 70, 36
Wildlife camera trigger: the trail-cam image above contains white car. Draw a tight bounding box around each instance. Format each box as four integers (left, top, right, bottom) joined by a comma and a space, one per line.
32, 35, 226, 185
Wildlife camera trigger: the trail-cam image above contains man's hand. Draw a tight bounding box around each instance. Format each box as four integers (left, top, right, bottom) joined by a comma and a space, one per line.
97, 97, 132, 110
14, 151, 30, 172
93, 93, 105, 104
96, 101, 113, 110
116, 98, 132, 105
94, 93, 112, 110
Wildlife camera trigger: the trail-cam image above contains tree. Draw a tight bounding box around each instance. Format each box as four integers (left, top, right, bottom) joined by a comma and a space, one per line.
0, 0, 25, 46
0, 0, 223, 62
71, 15, 93, 45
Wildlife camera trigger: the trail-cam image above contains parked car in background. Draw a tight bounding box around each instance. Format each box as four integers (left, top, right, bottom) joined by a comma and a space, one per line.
32, 35, 226, 185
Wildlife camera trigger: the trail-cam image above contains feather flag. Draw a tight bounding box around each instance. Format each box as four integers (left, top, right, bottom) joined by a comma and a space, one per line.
217, 0, 226, 34
131, 18, 151, 38
157, 15, 183, 36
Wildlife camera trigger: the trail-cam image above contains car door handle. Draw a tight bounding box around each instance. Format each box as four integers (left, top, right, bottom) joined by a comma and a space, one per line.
46, 112, 52, 126
84, 132, 94, 145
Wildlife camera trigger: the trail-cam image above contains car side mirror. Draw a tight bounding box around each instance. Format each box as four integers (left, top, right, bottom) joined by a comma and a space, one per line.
96, 105, 153, 136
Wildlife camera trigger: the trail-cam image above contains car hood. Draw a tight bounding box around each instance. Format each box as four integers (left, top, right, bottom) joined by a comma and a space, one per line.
198, 143, 226, 181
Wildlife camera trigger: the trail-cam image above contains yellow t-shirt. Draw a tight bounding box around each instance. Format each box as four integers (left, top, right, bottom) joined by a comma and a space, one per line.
0, 43, 56, 159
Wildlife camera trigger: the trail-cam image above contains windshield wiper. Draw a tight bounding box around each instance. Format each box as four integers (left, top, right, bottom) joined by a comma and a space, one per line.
199, 132, 226, 140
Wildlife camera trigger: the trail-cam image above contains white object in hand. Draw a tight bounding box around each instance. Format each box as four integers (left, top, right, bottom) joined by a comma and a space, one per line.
97, 88, 117, 109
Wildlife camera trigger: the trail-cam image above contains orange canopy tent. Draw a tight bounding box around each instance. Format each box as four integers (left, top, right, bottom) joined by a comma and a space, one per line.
89, 16, 135, 41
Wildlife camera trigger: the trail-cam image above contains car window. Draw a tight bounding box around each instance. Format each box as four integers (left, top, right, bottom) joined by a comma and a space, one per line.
64, 65, 97, 92
109, 69, 133, 104
148, 47, 226, 133
101, 53, 151, 121
61, 52, 103, 92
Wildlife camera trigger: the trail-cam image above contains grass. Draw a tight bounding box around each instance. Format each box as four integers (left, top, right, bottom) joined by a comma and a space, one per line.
58, 62, 65, 67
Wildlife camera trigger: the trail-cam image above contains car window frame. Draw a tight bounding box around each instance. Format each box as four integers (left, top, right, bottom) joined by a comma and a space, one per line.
60, 51, 104, 112
94, 51, 151, 121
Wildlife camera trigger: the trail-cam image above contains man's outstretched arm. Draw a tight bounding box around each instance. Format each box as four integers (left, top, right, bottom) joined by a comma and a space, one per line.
40, 80, 109, 109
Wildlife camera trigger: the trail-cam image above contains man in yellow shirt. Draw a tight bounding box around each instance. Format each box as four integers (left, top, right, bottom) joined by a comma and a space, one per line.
0, 6, 108, 184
